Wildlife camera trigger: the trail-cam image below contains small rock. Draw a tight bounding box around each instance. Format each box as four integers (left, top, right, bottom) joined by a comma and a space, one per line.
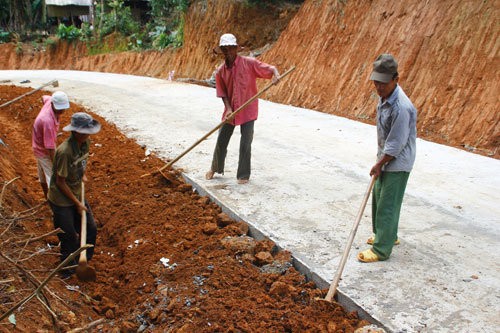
254, 251, 273, 266
217, 212, 234, 227
149, 307, 161, 321
202, 223, 218, 235
121, 321, 138, 333
241, 253, 255, 262
164, 223, 175, 231
269, 281, 296, 297
220, 236, 256, 254
177, 183, 192, 192
105, 309, 115, 319
198, 197, 210, 205
260, 260, 293, 275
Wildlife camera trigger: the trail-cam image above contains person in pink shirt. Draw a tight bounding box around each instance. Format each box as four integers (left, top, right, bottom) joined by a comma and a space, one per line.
205, 33, 280, 184
32, 91, 70, 198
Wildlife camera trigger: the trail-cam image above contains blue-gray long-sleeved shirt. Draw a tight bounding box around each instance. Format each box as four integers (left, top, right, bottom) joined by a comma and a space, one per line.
376, 85, 417, 172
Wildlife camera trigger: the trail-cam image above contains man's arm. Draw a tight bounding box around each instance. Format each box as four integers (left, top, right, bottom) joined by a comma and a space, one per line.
370, 154, 394, 179
221, 97, 233, 121
55, 175, 87, 214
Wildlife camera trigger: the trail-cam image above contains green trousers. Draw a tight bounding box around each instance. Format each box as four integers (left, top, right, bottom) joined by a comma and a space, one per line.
210, 120, 254, 180
371, 171, 410, 260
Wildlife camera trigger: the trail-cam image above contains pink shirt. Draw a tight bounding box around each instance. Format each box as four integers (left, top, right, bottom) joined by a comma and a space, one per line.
216, 55, 275, 125
32, 96, 60, 158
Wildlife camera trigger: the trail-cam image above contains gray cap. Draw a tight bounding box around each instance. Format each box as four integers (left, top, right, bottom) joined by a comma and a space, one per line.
63, 112, 101, 134
370, 54, 398, 83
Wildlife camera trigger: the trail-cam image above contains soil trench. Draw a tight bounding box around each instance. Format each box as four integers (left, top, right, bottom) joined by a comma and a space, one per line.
0, 85, 374, 332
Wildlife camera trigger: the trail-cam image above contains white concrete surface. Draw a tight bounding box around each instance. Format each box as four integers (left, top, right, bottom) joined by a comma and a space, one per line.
1, 70, 499, 333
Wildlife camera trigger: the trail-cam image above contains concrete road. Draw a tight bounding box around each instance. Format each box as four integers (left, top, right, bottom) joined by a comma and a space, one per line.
1, 70, 499, 332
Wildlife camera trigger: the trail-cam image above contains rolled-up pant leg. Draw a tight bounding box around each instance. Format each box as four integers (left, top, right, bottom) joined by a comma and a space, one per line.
211, 123, 235, 174
237, 120, 254, 180
371, 171, 409, 260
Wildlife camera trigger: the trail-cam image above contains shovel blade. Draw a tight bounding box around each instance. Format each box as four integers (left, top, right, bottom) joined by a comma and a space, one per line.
76, 264, 96, 282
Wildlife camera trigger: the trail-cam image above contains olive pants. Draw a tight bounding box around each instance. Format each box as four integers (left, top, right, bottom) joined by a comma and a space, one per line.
210, 120, 254, 180
371, 171, 410, 260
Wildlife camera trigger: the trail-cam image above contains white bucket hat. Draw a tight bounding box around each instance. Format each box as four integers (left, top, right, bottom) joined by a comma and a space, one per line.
219, 33, 238, 47
63, 112, 101, 135
51, 91, 70, 110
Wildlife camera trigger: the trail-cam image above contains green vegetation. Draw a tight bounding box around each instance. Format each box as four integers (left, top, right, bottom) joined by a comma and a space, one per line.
0, 0, 190, 51
0, 29, 9, 43
56, 23, 81, 42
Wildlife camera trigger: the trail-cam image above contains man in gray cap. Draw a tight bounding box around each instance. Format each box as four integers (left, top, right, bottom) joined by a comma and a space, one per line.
47, 112, 101, 278
205, 33, 280, 184
358, 54, 417, 263
32, 91, 70, 198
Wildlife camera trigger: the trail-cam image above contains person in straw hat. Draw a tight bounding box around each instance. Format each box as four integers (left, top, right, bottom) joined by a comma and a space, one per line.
205, 33, 280, 184
47, 112, 101, 278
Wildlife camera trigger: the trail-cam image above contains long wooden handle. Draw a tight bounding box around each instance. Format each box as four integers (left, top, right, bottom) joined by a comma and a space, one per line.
324, 175, 376, 302
79, 182, 87, 263
0, 79, 58, 109
141, 66, 296, 178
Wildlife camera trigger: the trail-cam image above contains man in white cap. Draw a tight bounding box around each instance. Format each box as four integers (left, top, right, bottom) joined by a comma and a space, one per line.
205, 33, 280, 184
32, 91, 70, 198
357, 54, 417, 263
47, 112, 101, 278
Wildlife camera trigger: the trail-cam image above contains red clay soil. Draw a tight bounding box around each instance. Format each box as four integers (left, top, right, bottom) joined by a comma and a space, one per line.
0, 85, 372, 332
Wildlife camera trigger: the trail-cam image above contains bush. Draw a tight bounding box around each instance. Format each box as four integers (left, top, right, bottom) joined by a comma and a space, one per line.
0, 29, 10, 43
56, 24, 81, 41
44, 37, 58, 51
100, 0, 139, 37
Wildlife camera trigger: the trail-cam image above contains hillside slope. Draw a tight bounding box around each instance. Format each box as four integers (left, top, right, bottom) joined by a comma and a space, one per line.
0, 0, 498, 157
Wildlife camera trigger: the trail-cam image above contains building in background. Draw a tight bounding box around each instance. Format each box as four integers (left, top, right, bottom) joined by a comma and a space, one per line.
46, 0, 92, 27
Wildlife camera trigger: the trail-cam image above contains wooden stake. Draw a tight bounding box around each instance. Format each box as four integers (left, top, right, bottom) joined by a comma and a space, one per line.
0, 79, 59, 109
324, 176, 376, 302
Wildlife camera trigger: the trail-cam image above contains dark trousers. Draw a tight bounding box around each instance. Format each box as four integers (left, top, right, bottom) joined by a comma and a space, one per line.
49, 201, 97, 265
211, 120, 254, 180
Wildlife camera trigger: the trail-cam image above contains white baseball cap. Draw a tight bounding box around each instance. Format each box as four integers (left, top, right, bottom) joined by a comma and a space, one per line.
219, 33, 237, 47
51, 91, 70, 110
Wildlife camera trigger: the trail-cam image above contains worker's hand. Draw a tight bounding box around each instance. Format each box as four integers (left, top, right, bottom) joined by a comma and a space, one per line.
77, 202, 88, 215
272, 69, 281, 84
369, 164, 382, 179
82, 174, 88, 182
222, 108, 233, 121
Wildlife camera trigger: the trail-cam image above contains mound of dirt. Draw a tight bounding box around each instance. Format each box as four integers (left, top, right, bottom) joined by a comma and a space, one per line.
0, 85, 373, 332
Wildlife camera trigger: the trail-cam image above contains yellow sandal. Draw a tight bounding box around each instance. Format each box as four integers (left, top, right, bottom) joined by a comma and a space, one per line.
366, 236, 400, 245
357, 249, 380, 263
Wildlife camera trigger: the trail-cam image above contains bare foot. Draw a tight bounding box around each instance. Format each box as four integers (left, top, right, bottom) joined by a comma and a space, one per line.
205, 170, 215, 180
237, 179, 249, 184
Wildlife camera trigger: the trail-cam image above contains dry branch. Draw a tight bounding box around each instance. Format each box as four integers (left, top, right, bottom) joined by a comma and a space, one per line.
67, 318, 106, 333
15, 228, 63, 245
0, 177, 20, 209
0, 245, 91, 321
